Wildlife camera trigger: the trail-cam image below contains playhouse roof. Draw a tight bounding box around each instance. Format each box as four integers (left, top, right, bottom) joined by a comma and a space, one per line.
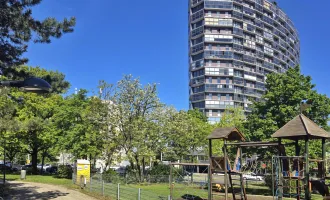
207, 127, 246, 141
271, 114, 330, 140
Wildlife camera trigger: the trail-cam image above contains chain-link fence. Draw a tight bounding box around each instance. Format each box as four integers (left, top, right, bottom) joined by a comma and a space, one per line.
73, 173, 170, 200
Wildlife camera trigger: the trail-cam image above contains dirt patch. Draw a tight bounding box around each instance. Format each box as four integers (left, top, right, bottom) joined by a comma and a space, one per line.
3, 181, 97, 200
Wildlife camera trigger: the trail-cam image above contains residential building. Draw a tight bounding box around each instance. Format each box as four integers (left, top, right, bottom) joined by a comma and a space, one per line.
189, 0, 300, 123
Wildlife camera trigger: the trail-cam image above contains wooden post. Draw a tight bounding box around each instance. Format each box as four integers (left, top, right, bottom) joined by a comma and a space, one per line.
224, 140, 228, 200
278, 138, 282, 200
322, 138, 326, 178
305, 137, 310, 200
208, 139, 212, 200
295, 140, 300, 200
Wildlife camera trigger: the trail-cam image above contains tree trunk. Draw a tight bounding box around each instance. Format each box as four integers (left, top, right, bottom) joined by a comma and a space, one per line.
142, 157, 146, 181
31, 148, 38, 175
134, 154, 141, 182
41, 151, 47, 175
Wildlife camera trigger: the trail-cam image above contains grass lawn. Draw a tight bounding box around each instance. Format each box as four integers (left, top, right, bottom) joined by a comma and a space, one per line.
2, 174, 325, 200
5, 174, 74, 188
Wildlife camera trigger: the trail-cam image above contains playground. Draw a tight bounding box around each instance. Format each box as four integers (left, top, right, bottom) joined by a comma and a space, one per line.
169, 114, 330, 200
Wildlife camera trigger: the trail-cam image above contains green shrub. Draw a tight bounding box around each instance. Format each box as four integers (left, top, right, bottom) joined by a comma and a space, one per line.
56, 165, 73, 179
103, 168, 124, 183
264, 174, 273, 189
149, 164, 171, 176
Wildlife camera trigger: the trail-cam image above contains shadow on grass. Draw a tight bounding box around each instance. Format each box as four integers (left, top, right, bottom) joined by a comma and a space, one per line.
181, 194, 205, 200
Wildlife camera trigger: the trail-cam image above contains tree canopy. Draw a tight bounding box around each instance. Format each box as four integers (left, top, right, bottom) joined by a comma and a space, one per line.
0, 0, 75, 69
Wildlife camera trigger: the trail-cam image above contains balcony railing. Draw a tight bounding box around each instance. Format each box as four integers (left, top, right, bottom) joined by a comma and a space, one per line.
191, 10, 204, 22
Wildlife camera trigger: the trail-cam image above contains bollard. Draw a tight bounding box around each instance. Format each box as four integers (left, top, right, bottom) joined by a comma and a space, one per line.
102, 181, 105, 196
117, 183, 120, 200
138, 188, 141, 200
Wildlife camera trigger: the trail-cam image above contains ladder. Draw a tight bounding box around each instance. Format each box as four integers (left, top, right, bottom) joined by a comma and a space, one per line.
228, 171, 247, 200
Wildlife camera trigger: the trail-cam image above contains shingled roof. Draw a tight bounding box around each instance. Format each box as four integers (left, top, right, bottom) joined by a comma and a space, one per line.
207, 127, 246, 141
271, 114, 330, 140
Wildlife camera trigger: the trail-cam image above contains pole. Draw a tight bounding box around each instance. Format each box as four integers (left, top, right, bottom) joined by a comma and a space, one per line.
322, 138, 326, 178
102, 181, 104, 196
117, 183, 120, 200
295, 139, 300, 200
224, 140, 228, 200
208, 139, 212, 200
90, 177, 92, 192
305, 137, 310, 200
170, 164, 173, 200
3, 139, 6, 185
272, 156, 274, 200
138, 188, 141, 200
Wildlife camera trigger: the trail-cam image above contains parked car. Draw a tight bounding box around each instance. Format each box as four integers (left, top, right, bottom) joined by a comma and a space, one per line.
243, 172, 264, 181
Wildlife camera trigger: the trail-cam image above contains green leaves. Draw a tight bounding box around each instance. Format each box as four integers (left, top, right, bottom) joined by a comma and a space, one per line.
0, 0, 75, 68
244, 66, 330, 158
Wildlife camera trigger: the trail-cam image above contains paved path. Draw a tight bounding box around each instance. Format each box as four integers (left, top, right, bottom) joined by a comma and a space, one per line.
4, 181, 96, 200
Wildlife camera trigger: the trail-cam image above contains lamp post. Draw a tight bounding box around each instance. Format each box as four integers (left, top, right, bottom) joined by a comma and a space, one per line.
0, 77, 51, 185
0, 77, 51, 93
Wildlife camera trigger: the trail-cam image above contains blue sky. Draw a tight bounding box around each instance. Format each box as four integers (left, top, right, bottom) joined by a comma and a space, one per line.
25, 0, 330, 110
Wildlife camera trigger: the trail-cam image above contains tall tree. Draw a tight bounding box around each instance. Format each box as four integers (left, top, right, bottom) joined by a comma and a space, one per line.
0, 0, 75, 69
245, 66, 330, 158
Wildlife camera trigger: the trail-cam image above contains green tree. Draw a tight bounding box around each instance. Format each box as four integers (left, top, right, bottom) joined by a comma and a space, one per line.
1, 66, 71, 174
0, 0, 75, 68
164, 109, 213, 162
211, 107, 245, 156
245, 66, 330, 158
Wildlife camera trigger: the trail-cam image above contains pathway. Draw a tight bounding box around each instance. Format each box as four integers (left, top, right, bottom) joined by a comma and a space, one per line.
3, 181, 96, 200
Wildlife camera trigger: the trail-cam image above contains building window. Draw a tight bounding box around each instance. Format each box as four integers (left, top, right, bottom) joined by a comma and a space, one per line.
208, 77, 212, 83
226, 94, 230, 101
209, 93, 212, 99
226, 78, 229, 84
218, 94, 221, 100
217, 77, 220, 83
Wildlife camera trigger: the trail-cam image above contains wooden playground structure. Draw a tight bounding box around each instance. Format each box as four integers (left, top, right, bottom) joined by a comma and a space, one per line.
205, 114, 330, 200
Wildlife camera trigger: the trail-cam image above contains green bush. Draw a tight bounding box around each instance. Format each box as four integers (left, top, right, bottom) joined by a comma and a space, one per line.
149, 164, 171, 176
103, 168, 123, 183
264, 174, 273, 189
56, 165, 73, 179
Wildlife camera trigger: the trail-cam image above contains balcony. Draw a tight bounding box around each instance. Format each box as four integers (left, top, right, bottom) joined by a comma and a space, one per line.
205, 86, 235, 93
191, 10, 204, 22
263, 61, 274, 70
191, 0, 203, 6
204, 51, 233, 59
232, 11, 243, 20
191, 26, 204, 38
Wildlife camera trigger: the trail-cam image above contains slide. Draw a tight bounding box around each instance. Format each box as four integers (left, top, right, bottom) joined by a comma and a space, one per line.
311, 180, 330, 197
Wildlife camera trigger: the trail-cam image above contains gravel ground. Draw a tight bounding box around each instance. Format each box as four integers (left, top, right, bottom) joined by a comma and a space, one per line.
4, 181, 97, 200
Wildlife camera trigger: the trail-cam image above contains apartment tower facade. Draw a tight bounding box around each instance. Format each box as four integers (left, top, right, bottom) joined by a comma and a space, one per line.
189, 0, 300, 123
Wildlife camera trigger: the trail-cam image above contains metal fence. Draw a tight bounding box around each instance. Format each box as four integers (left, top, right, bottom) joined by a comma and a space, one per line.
73, 173, 170, 200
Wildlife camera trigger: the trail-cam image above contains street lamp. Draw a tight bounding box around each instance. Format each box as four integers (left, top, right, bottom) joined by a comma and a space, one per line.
0, 77, 51, 185
0, 77, 51, 93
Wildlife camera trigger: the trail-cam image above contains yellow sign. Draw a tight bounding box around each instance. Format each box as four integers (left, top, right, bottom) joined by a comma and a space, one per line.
26, 159, 30, 164
76, 159, 90, 185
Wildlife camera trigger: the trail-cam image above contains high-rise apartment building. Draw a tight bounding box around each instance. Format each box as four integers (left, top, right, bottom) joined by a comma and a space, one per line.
189, 0, 300, 123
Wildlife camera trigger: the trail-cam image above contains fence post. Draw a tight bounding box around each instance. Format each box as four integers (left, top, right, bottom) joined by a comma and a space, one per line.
168, 195, 171, 200
102, 181, 105, 196
138, 188, 141, 200
117, 183, 120, 200
90, 177, 92, 192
